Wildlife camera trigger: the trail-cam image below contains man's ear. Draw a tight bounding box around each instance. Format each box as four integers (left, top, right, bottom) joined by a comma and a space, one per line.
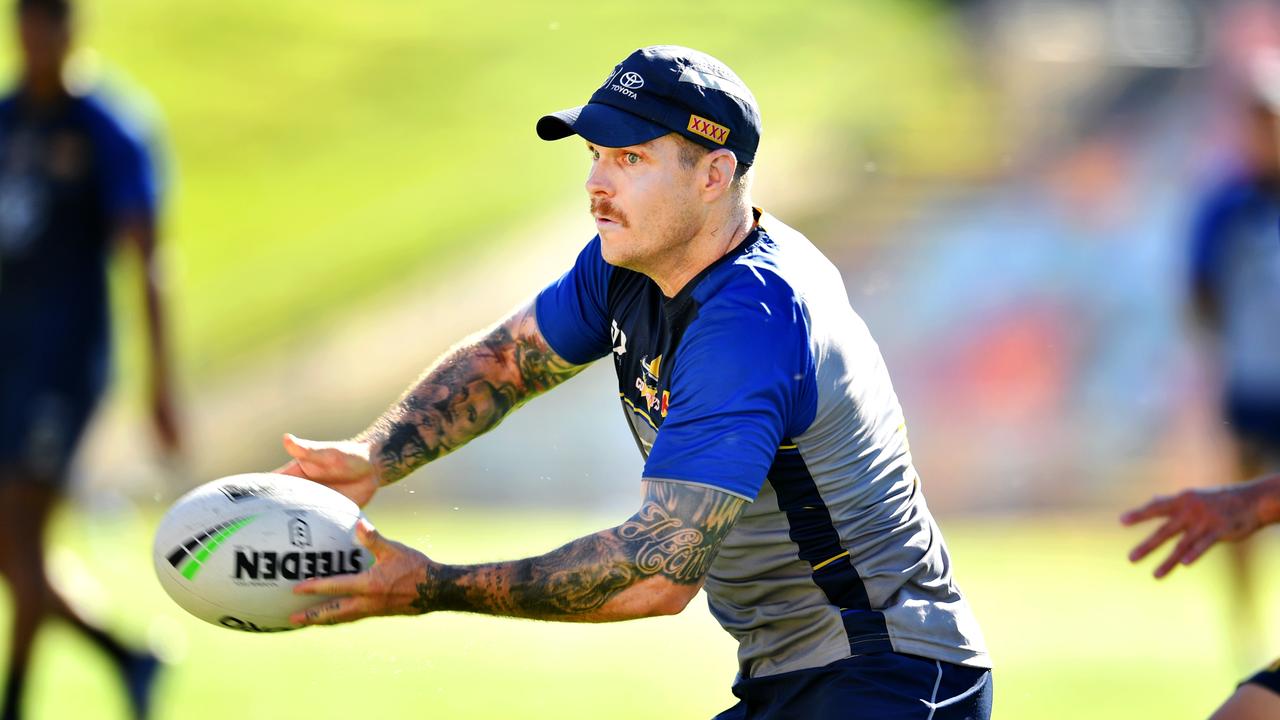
701, 149, 738, 200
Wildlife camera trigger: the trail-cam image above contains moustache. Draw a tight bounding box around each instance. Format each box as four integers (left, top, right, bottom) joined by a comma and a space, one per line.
589, 198, 630, 228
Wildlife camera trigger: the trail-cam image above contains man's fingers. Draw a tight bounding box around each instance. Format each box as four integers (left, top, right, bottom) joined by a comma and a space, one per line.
294, 571, 369, 597
1120, 496, 1176, 526
282, 433, 312, 459
1128, 518, 1183, 563
1179, 530, 1221, 568
1154, 530, 1200, 579
291, 596, 373, 626
355, 518, 393, 560
274, 459, 307, 478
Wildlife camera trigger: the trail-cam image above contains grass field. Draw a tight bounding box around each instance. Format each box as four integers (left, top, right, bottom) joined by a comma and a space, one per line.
5, 508, 1274, 719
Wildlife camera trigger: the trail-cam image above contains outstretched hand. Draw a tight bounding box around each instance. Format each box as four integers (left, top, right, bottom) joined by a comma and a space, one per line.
290, 518, 432, 626
1121, 486, 1265, 579
275, 433, 381, 508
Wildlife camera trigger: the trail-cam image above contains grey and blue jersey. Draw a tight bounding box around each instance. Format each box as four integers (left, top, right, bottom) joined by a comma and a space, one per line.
536, 210, 989, 678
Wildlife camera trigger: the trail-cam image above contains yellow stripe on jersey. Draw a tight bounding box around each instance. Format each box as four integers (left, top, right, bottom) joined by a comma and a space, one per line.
812, 550, 850, 571
619, 393, 659, 431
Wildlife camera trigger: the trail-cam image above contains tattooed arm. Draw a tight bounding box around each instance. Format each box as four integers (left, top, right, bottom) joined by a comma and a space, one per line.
291, 480, 748, 625
359, 300, 584, 482
276, 301, 584, 505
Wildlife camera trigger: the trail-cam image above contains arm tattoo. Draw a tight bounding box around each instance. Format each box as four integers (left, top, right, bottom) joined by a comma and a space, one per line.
359, 304, 583, 484
412, 481, 747, 621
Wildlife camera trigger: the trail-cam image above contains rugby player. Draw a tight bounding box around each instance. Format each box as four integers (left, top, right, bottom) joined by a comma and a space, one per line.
0, 0, 178, 717
280, 46, 992, 719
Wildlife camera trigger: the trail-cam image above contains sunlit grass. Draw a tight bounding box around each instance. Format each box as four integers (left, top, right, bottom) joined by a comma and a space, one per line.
7, 509, 1275, 719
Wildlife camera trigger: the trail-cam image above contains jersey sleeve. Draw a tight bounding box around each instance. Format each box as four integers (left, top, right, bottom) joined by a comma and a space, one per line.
90, 103, 158, 221
1189, 184, 1237, 293
534, 236, 615, 365
642, 283, 814, 501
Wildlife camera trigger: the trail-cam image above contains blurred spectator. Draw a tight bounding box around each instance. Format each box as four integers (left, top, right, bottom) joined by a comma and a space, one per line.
0, 0, 179, 718
1187, 47, 1280, 663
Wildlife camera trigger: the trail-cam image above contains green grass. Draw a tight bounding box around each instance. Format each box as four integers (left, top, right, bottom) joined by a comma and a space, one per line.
0, 1, 995, 383
7, 509, 1275, 719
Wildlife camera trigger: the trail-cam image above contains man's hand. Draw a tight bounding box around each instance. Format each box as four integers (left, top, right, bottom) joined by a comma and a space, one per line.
1121, 485, 1268, 578
291, 518, 430, 626
275, 433, 381, 507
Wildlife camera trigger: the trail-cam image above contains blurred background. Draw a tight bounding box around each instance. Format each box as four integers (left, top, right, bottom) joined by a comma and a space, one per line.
5, 0, 1280, 717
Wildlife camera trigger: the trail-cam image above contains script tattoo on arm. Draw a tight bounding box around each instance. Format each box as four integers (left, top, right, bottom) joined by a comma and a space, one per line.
358, 303, 584, 484
411, 481, 747, 621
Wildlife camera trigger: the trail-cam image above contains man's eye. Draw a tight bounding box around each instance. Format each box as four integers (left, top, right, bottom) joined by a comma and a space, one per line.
625, 153, 640, 165
590, 149, 600, 160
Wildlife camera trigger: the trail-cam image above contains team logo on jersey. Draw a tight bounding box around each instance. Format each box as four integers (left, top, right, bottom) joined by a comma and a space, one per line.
687, 114, 729, 145
611, 320, 627, 357
642, 354, 662, 383
48, 133, 86, 180
634, 355, 666, 417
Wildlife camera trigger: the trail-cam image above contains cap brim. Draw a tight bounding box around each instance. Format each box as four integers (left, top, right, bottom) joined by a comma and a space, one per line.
536, 103, 669, 148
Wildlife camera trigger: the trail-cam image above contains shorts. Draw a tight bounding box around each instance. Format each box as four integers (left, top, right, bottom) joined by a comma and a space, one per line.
713, 652, 993, 720
1244, 658, 1280, 697
1225, 395, 1280, 452
0, 348, 105, 481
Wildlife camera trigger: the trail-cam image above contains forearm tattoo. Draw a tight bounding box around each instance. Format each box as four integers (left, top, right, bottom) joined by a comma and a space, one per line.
359, 305, 582, 483
412, 481, 746, 620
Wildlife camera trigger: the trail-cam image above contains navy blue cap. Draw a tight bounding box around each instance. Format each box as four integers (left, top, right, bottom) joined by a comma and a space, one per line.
537, 45, 760, 166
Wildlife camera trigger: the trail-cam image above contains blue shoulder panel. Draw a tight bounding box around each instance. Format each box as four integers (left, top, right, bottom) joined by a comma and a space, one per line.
77, 94, 157, 220
643, 266, 816, 500
535, 236, 615, 365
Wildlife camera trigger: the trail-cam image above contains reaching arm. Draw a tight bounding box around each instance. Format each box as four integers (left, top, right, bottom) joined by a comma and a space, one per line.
121, 215, 182, 455
1121, 474, 1280, 578
276, 301, 586, 504
359, 301, 585, 484
291, 480, 747, 625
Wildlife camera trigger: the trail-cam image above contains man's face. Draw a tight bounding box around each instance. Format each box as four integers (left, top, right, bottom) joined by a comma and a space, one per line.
440, 380, 505, 450
585, 133, 704, 273
17, 7, 70, 83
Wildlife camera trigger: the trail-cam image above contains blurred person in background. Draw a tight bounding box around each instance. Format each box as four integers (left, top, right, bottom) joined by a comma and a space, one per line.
1186, 47, 1280, 661
1122, 475, 1280, 719
272, 45, 992, 720
0, 0, 180, 717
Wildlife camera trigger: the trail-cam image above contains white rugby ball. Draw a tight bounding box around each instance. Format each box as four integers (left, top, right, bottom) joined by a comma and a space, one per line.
153, 472, 367, 633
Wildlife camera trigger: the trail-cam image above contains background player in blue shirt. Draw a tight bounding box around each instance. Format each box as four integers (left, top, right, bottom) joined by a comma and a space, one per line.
0, 0, 180, 717
276, 46, 991, 718
1187, 49, 1280, 663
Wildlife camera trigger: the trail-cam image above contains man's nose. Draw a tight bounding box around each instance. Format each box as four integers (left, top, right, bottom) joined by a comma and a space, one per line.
585, 160, 613, 197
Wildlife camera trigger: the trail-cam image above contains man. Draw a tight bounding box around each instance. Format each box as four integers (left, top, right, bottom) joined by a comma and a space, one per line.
280, 46, 992, 718
0, 0, 179, 718
1187, 49, 1280, 657
1123, 475, 1280, 719
1124, 52, 1280, 720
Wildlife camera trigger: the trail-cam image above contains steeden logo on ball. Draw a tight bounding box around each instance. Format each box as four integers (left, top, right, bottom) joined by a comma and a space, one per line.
152, 473, 367, 633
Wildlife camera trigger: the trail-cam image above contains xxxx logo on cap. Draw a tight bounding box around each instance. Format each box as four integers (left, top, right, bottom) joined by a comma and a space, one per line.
687, 114, 729, 145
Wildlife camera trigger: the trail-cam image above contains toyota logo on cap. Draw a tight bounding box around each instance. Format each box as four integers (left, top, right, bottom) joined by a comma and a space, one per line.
619, 72, 645, 89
